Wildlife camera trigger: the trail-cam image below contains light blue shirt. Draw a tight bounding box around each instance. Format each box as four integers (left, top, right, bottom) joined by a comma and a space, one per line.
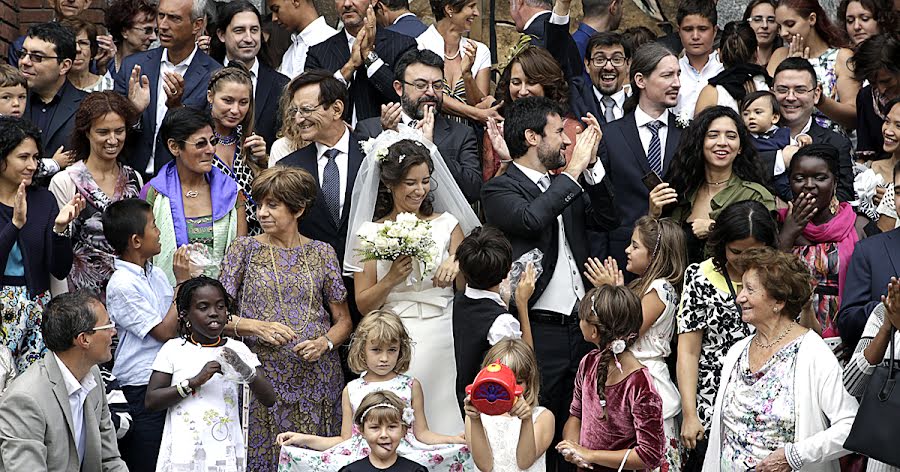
106, 259, 173, 386
3, 242, 24, 276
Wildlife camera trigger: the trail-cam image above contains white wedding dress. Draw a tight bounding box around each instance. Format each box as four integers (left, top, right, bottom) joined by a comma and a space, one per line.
357, 212, 465, 436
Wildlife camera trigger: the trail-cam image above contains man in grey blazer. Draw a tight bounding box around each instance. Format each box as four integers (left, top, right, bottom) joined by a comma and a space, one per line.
355, 49, 482, 203
0, 291, 126, 472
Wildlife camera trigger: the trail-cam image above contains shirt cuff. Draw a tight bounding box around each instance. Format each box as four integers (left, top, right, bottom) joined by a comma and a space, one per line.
785, 443, 803, 470
366, 59, 385, 78
549, 13, 569, 24
582, 161, 607, 185
561, 172, 583, 189
333, 70, 348, 86
487, 314, 522, 345
41, 158, 60, 176
773, 150, 786, 176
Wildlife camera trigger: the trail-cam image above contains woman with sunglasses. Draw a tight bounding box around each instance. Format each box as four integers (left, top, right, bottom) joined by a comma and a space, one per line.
141, 107, 247, 286
104, 0, 157, 78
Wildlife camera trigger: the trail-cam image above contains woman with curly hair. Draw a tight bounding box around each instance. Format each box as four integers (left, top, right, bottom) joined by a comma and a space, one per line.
650, 106, 776, 263
104, 0, 157, 77
837, 0, 897, 47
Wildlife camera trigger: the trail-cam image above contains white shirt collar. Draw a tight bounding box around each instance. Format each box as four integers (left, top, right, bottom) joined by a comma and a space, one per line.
513, 162, 549, 185
464, 286, 506, 307
224, 57, 259, 78
592, 86, 627, 108
53, 353, 97, 396
296, 16, 333, 44
315, 126, 351, 158
523, 10, 550, 30
113, 258, 155, 277
635, 105, 670, 128
161, 45, 198, 68
393, 12, 415, 24
678, 50, 721, 74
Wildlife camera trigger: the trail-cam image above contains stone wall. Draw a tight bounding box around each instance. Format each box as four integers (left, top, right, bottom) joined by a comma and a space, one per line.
2, 0, 110, 59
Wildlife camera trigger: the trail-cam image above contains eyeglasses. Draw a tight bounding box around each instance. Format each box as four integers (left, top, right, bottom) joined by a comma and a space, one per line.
17, 49, 58, 63
183, 136, 219, 149
773, 85, 813, 96
589, 55, 626, 68
402, 80, 444, 92
750, 15, 777, 25
132, 26, 159, 35
83, 321, 116, 334
76, 40, 92, 49
288, 103, 324, 118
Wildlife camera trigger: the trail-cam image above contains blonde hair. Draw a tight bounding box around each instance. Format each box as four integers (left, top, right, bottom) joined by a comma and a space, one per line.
348, 310, 413, 374
481, 339, 540, 408
207, 64, 259, 174
353, 390, 408, 428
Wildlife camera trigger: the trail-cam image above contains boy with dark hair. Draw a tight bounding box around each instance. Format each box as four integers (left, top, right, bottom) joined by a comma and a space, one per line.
452, 226, 535, 408
673, 0, 722, 118
102, 198, 190, 472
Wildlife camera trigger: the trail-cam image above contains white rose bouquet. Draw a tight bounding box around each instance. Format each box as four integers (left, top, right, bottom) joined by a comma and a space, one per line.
356, 213, 437, 276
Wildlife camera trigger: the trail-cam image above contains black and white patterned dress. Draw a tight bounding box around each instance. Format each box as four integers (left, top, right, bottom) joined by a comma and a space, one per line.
677, 259, 753, 432
213, 149, 259, 235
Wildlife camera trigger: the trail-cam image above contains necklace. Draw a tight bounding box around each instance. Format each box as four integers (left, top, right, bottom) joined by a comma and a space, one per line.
753, 322, 794, 349
444, 47, 460, 60
214, 124, 242, 146
184, 189, 199, 198
706, 177, 730, 186
190, 334, 224, 347
267, 234, 315, 321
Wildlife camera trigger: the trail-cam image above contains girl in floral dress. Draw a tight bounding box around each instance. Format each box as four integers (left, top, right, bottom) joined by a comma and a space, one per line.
276, 310, 472, 471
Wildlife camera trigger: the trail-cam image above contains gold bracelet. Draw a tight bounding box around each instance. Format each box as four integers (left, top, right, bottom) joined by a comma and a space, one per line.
233, 316, 242, 338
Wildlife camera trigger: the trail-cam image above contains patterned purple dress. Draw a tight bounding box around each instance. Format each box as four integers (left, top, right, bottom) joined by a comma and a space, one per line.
220, 236, 348, 472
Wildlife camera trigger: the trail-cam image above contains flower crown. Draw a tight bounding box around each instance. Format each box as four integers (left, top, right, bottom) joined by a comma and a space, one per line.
361, 128, 427, 164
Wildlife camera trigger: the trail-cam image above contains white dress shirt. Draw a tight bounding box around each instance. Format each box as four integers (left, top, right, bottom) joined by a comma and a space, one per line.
279, 16, 337, 79
593, 86, 628, 122
463, 286, 523, 345
674, 51, 724, 118
416, 25, 491, 76
513, 163, 586, 316
771, 117, 814, 176
635, 105, 671, 168
224, 57, 260, 95
314, 126, 351, 216
53, 353, 98, 466
152, 46, 198, 174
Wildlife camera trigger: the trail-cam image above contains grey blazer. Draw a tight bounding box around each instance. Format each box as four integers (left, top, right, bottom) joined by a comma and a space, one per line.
0, 352, 127, 472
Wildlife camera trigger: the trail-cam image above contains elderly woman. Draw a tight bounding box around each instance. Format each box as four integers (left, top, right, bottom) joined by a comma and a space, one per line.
0, 116, 82, 373
743, 0, 782, 67
61, 18, 115, 92
49, 91, 142, 299
695, 22, 771, 115
142, 107, 247, 286
704, 246, 858, 470
677, 200, 777, 461
778, 144, 872, 338
104, 0, 157, 77
220, 166, 352, 472
652, 106, 776, 263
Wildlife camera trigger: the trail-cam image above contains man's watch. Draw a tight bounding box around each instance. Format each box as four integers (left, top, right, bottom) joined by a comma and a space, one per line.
364, 51, 380, 68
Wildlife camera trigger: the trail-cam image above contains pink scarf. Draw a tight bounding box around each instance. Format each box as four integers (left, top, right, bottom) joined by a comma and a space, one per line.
777, 201, 858, 300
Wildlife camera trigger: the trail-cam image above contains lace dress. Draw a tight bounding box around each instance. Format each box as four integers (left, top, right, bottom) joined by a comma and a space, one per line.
478, 407, 549, 472
278, 373, 472, 471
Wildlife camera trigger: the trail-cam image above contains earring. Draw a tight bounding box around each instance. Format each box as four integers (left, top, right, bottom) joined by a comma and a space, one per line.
186, 320, 192, 328
829, 195, 839, 214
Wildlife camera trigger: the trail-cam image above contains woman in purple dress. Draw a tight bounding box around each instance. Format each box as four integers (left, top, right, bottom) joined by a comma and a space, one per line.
220, 167, 353, 472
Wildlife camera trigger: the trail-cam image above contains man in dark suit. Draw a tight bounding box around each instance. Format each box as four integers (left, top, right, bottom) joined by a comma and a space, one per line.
838, 173, 900, 349
114, 0, 220, 180
772, 57, 854, 202
355, 49, 481, 202
375, 0, 428, 38
597, 42, 682, 268
216, 0, 290, 151
306, 0, 417, 125
0, 291, 127, 472
21, 22, 87, 179
482, 96, 617, 471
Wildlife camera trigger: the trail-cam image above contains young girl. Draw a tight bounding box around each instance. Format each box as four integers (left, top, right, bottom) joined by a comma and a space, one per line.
463, 339, 554, 472
144, 276, 276, 471
276, 310, 471, 471
584, 217, 686, 470
557, 286, 665, 471
339, 391, 428, 472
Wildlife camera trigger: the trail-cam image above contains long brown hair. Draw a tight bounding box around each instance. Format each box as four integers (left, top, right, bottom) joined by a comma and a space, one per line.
208, 64, 260, 174
496, 46, 570, 116
374, 140, 435, 220
627, 216, 688, 297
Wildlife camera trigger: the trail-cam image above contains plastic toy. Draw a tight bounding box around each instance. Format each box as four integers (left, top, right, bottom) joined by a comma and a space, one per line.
465, 360, 523, 415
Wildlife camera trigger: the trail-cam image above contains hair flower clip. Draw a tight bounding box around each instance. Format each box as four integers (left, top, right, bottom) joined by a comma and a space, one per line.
398, 153, 406, 164
610, 339, 626, 355
402, 407, 415, 425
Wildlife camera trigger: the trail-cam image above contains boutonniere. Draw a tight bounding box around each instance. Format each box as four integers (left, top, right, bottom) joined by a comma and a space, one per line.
675, 111, 692, 129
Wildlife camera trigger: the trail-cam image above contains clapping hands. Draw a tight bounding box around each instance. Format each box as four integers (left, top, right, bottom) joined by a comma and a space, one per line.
584, 257, 624, 288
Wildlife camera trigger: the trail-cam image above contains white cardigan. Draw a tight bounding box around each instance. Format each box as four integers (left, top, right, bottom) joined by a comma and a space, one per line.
703, 331, 859, 471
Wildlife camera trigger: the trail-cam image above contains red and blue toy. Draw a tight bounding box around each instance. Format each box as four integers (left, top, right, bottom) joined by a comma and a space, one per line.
465, 360, 523, 415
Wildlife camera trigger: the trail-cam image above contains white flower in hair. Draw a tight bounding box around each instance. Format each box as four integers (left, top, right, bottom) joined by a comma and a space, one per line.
402, 407, 415, 425
610, 339, 626, 355
675, 111, 692, 129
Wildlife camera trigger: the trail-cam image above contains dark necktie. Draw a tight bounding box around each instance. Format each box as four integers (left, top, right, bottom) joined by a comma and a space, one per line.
322, 148, 341, 226
646, 120, 663, 177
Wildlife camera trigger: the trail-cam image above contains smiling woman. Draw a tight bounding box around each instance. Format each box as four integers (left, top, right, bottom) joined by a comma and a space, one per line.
60, 18, 115, 92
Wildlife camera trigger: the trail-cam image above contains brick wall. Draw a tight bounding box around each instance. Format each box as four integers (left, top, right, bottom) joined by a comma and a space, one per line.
1, 0, 109, 61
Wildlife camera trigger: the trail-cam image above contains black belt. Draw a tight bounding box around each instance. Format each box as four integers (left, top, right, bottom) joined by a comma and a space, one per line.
530, 309, 579, 325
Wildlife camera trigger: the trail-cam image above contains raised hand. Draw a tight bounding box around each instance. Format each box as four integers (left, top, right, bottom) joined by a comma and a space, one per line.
788, 34, 809, 59
417, 104, 435, 143
380, 102, 402, 131
94, 34, 117, 72
128, 64, 151, 112
51, 146, 75, 170
584, 257, 623, 288
460, 40, 477, 72
785, 192, 818, 230
486, 117, 511, 162
515, 263, 537, 307
648, 182, 677, 217
11, 181, 27, 229
162, 71, 185, 109
243, 133, 268, 164
196, 35, 211, 54
54, 194, 86, 232
882, 278, 900, 330
172, 245, 192, 284
565, 123, 602, 179
188, 361, 222, 389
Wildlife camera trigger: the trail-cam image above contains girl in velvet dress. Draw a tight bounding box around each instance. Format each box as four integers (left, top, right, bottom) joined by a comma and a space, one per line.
557, 286, 666, 471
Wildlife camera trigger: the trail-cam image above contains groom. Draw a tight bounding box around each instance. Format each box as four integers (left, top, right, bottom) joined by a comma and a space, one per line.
278, 70, 365, 324
482, 96, 618, 471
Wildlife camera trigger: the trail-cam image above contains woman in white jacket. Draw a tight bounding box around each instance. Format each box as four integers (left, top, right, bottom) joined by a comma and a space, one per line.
703, 247, 858, 471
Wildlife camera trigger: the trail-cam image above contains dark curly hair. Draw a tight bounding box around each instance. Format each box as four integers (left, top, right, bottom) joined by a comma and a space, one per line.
495, 46, 570, 116
668, 106, 771, 201
578, 286, 642, 417
0, 116, 42, 174
105, 0, 156, 44
837, 0, 897, 46
70, 91, 139, 163
733, 246, 816, 319
175, 276, 237, 340
706, 200, 778, 275
374, 139, 435, 220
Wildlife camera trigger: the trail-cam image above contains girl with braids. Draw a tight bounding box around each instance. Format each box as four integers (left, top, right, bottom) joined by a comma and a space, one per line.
206, 64, 268, 234
145, 275, 275, 471
582, 216, 688, 470
557, 285, 666, 471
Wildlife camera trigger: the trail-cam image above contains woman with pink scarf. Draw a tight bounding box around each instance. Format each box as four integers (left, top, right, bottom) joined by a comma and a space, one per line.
778, 144, 873, 340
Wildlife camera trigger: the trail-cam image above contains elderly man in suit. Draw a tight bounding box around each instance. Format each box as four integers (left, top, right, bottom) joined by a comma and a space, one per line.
0, 291, 126, 472
305, 0, 417, 125
114, 0, 220, 181
355, 49, 481, 202
482, 96, 617, 471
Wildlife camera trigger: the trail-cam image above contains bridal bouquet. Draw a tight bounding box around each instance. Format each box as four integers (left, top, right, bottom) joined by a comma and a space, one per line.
356, 213, 437, 275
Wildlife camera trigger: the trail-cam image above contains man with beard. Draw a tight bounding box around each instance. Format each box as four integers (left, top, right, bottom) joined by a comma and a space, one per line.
482, 96, 618, 472
354, 49, 481, 202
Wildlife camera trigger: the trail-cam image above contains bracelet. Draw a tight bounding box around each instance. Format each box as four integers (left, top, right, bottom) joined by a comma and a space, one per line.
233, 316, 242, 338
175, 383, 188, 398
53, 223, 72, 238
324, 334, 335, 352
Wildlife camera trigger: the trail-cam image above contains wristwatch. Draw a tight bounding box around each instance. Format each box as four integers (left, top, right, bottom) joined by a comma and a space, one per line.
324, 335, 335, 352
364, 51, 380, 68
177, 379, 193, 398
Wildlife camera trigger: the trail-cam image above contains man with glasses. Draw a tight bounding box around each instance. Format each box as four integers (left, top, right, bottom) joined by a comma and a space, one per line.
355, 49, 481, 202
21, 22, 87, 181
772, 57, 854, 201
0, 291, 127, 471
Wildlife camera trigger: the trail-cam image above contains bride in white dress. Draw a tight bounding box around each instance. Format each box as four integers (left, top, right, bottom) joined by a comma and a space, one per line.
344, 127, 480, 436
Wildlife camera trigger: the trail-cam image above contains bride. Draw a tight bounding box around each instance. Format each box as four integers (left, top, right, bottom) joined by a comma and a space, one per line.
344, 123, 480, 436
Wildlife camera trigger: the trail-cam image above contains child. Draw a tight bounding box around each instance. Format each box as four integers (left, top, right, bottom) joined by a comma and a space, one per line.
103, 198, 191, 472
463, 339, 554, 472
741, 90, 808, 201
584, 217, 687, 470
453, 226, 535, 408
144, 275, 275, 471
276, 310, 471, 471
339, 391, 428, 472
673, 0, 723, 119
557, 286, 665, 470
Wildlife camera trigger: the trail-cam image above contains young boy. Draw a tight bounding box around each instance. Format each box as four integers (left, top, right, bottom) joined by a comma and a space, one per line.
673, 0, 723, 118
103, 198, 190, 472
741, 90, 808, 200
452, 226, 535, 408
